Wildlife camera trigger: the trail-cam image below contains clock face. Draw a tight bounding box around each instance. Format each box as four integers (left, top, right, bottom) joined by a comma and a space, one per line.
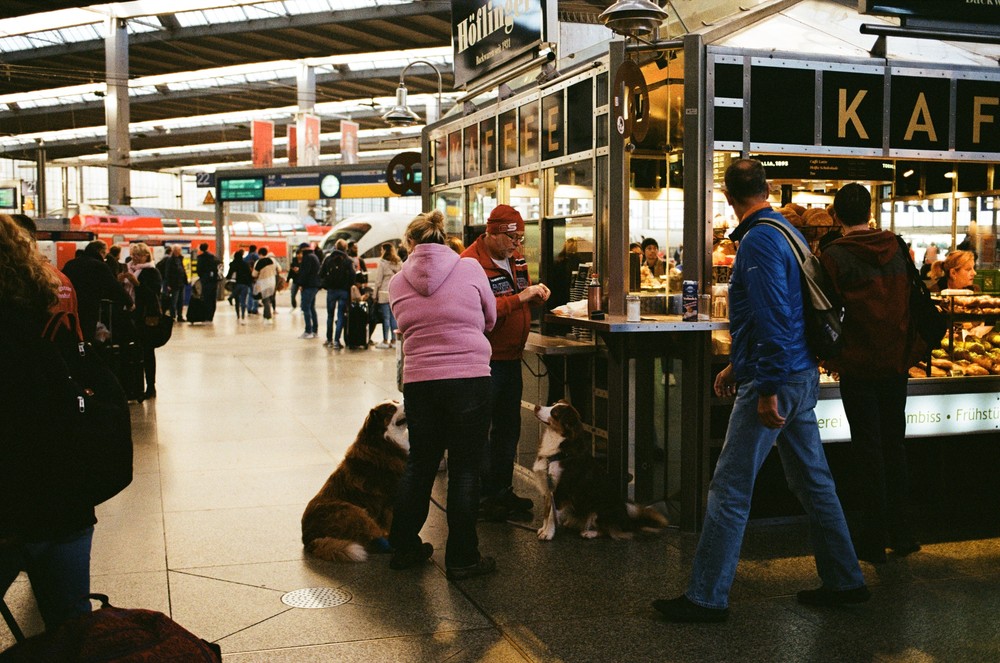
320, 174, 340, 198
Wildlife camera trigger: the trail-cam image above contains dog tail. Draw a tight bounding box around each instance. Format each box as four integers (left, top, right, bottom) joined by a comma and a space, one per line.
306, 537, 368, 562
626, 503, 669, 532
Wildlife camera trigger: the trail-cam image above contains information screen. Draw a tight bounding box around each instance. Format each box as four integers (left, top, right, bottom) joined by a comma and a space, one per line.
0, 187, 17, 209
218, 178, 264, 201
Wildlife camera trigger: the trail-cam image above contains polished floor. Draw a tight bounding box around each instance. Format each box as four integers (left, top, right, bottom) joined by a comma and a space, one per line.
3, 296, 999, 661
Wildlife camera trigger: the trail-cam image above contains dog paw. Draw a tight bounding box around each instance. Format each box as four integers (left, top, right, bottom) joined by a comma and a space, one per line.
537, 527, 555, 541
580, 530, 599, 539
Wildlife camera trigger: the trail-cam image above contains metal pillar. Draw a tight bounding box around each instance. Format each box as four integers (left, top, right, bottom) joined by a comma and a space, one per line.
680, 32, 712, 532
35, 141, 46, 217
105, 16, 130, 205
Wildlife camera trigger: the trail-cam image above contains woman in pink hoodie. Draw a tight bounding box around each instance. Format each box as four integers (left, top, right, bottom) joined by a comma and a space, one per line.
387, 210, 498, 581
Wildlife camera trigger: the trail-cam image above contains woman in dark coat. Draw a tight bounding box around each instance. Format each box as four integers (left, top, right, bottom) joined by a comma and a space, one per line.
122, 242, 162, 399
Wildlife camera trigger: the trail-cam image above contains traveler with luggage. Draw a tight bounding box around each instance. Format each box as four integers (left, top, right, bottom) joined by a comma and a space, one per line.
121, 242, 162, 400
0, 213, 101, 631
319, 239, 354, 348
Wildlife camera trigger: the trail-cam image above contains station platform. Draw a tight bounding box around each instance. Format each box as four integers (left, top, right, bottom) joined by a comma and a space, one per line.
2, 295, 998, 661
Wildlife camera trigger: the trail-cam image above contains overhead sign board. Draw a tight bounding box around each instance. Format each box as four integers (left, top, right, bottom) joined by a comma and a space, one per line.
860, 0, 1000, 25
749, 155, 895, 182
452, 0, 545, 89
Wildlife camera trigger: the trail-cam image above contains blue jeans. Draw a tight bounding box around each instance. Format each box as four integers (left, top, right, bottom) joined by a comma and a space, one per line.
168, 287, 185, 319
378, 302, 397, 343
390, 377, 491, 568
233, 283, 250, 318
0, 526, 94, 631
840, 373, 913, 551
290, 281, 299, 308
481, 359, 523, 498
300, 287, 319, 334
687, 368, 863, 609
326, 289, 349, 343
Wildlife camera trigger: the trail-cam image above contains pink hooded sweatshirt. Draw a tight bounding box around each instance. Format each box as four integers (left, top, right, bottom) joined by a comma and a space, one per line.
389, 242, 497, 384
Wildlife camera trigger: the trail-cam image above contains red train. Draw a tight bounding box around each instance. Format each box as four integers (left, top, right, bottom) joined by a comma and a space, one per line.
38, 205, 330, 269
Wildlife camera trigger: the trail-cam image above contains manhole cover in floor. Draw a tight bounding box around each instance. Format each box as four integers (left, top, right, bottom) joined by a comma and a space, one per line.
281, 587, 352, 609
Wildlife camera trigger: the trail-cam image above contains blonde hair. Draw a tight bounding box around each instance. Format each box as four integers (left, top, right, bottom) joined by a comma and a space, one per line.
928, 260, 944, 281
380, 242, 401, 264
943, 250, 974, 278
405, 209, 447, 246
0, 214, 60, 313
129, 242, 152, 263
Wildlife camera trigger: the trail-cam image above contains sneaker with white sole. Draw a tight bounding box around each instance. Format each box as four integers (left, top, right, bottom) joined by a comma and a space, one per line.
299, 332, 311, 339
375, 342, 390, 349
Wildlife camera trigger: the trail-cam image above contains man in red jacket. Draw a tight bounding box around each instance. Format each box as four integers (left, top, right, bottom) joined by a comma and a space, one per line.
462, 205, 550, 521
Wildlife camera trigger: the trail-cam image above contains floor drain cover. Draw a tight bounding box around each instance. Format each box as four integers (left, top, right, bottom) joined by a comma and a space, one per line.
281, 587, 352, 609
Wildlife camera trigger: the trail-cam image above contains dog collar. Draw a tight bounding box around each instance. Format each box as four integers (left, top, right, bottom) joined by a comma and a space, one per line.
539, 451, 568, 463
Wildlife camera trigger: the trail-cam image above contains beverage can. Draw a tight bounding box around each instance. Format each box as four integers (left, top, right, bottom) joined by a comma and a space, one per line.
682, 280, 698, 321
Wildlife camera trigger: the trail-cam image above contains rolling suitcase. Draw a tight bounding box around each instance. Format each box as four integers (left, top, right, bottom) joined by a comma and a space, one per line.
185, 295, 208, 323
99, 299, 146, 402
345, 301, 370, 349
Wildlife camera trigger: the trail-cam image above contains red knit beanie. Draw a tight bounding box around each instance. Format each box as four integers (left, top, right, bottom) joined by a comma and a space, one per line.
486, 205, 524, 234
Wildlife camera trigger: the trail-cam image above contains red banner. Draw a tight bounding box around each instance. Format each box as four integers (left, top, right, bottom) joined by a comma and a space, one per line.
287, 125, 297, 167
251, 120, 274, 167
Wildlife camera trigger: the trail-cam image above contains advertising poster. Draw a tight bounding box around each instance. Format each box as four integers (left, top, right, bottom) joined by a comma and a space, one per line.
340, 120, 359, 165
297, 113, 321, 167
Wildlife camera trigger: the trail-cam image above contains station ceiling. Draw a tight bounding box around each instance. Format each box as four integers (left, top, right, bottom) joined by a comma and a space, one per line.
0, 0, 614, 172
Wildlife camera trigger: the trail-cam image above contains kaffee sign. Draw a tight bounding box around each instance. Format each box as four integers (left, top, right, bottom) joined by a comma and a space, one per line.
711, 53, 1000, 160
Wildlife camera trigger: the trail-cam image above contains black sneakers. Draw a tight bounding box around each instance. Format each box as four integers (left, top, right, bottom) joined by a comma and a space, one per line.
796, 585, 871, 606
389, 542, 433, 570
446, 556, 497, 581
651, 595, 729, 623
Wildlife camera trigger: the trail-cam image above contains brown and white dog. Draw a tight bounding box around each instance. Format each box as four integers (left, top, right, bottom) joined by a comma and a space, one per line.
301, 400, 408, 562
533, 401, 668, 541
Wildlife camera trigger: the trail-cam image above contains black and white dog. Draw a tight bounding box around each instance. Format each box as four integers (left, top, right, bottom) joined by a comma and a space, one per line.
533, 401, 668, 541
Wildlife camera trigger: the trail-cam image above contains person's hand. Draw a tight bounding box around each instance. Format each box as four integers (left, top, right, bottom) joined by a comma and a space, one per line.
757, 394, 785, 429
519, 283, 550, 304
713, 363, 736, 398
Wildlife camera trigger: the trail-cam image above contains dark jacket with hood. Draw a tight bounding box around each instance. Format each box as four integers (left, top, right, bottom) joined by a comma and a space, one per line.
297, 249, 322, 288
820, 229, 918, 377
62, 247, 131, 343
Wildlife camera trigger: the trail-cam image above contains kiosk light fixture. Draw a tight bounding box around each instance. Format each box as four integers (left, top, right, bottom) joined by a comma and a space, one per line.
599, 0, 669, 39
381, 60, 443, 128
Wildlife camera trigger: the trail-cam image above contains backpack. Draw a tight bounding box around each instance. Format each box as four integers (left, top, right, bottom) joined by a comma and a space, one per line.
0, 594, 221, 662
40, 312, 134, 507
320, 252, 354, 290
757, 219, 844, 360
895, 235, 948, 352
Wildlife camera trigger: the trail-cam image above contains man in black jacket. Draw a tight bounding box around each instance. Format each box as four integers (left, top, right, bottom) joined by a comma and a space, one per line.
164, 245, 189, 321
296, 242, 322, 339
195, 242, 220, 322
62, 240, 131, 343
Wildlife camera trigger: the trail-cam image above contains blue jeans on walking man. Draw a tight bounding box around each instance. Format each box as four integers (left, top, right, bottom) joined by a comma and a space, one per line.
300, 287, 319, 335
686, 367, 865, 609
326, 288, 349, 344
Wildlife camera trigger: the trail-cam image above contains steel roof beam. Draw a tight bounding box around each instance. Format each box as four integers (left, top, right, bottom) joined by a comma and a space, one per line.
0, 1, 450, 63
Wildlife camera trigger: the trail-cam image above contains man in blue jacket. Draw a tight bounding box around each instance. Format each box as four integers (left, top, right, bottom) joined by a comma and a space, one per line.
653, 159, 867, 623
